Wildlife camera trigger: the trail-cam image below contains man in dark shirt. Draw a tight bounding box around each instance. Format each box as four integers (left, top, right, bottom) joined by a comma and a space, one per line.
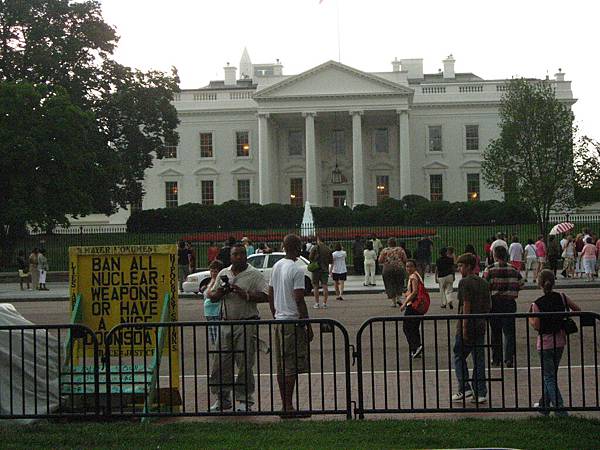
177, 241, 191, 292
416, 235, 434, 275
352, 236, 364, 276
452, 252, 491, 404
218, 236, 236, 268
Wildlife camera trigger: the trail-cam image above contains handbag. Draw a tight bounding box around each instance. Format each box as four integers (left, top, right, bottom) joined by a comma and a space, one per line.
307, 261, 320, 272
560, 293, 578, 335
411, 274, 431, 315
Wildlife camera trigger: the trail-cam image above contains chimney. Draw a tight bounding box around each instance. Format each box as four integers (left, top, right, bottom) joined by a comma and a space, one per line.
391, 57, 401, 72
224, 63, 237, 85
555, 68, 565, 81
273, 58, 283, 76
443, 54, 455, 79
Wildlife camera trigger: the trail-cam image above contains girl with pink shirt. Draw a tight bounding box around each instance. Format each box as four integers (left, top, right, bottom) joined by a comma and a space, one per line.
581, 237, 597, 281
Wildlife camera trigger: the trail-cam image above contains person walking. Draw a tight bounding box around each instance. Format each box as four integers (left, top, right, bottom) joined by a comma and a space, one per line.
416, 235, 434, 277
177, 241, 191, 293
484, 246, 524, 368
207, 244, 269, 412
435, 248, 455, 309
363, 241, 377, 287
581, 237, 597, 282
28, 248, 39, 290
218, 236, 236, 267
560, 235, 575, 278
352, 236, 365, 276
37, 249, 49, 290
574, 233, 585, 278
378, 238, 407, 307
185, 241, 197, 272
528, 269, 580, 416
452, 252, 491, 404
547, 235, 561, 277
330, 242, 348, 301
534, 235, 547, 281
309, 236, 332, 309
508, 236, 524, 274
399, 260, 423, 358
202, 259, 225, 347
17, 251, 30, 291
524, 239, 538, 283
268, 234, 313, 418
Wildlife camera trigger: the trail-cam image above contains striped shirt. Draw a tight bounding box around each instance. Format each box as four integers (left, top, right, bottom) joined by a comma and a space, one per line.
483, 262, 523, 298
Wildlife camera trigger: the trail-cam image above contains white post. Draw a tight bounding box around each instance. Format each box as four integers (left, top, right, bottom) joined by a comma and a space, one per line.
303, 112, 319, 206
398, 109, 411, 198
351, 110, 365, 207
258, 112, 271, 204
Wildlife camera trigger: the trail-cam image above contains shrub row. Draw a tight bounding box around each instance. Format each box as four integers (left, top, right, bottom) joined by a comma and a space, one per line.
127, 197, 536, 233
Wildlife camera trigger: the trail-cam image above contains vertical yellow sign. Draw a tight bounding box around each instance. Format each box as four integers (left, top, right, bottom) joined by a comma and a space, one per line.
68, 245, 179, 378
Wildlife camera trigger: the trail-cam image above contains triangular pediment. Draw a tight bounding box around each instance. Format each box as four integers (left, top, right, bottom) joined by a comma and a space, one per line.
157, 168, 184, 177
254, 61, 413, 100
193, 167, 219, 176
231, 166, 256, 175
423, 160, 450, 170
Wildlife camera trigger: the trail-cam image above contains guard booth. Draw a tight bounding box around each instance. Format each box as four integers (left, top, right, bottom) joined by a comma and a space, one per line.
63, 245, 180, 414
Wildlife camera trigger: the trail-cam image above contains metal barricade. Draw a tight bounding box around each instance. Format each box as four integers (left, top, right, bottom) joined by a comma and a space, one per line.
355, 311, 600, 417
0, 324, 100, 419
104, 319, 353, 419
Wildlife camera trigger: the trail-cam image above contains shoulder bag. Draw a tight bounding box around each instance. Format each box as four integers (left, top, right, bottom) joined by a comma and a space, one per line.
561, 293, 578, 335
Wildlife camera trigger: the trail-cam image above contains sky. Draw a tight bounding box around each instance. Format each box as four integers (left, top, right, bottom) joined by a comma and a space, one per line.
100, 0, 599, 140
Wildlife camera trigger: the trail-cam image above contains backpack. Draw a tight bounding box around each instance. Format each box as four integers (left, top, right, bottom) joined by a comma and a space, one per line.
411, 273, 431, 315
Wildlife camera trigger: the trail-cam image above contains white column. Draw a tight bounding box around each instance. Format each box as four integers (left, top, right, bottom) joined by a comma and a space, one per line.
258, 112, 271, 204
351, 110, 365, 207
398, 109, 411, 198
303, 112, 319, 206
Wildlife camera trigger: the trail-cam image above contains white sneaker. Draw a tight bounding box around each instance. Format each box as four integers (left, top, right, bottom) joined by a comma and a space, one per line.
210, 398, 232, 412
451, 390, 473, 402
470, 395, 488, 404
411, 345, 423, 359
235, 400, 253, 412
322, 303, 328, 309
312, 303, 321, 309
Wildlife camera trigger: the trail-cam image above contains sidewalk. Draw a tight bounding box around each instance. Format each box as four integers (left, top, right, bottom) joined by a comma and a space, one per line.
1, 273, 598, 302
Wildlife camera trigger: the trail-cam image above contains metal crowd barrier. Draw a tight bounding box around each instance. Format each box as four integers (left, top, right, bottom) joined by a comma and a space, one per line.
0, 324, 100, 420
355, 311, 599, 418
103, 319, 353, 419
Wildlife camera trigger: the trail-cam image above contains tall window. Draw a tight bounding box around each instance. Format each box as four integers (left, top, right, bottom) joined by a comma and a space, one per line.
374, 128, 389, 153
237, 179, 250, 204
332, 129, 345, 154
236, 131, 250, 157
200, 132, 213, 158
290, 178, 303, 206
428, 126, 442, 152
465, 125, 479, 151
165, 182, 178, 208
430, 174, 443, 201
201, 180, 214, 205
375, 175, 389, 205
288, 130, 303, 156
467, 173, 480, 202
333, 190, 347, 208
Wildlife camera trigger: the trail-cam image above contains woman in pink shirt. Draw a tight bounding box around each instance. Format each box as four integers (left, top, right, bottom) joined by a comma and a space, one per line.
534, 236, 547, 282
581, 237, 597, 281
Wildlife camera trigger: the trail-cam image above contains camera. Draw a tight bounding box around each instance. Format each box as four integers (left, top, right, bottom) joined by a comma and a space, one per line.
220, 275, 231, 292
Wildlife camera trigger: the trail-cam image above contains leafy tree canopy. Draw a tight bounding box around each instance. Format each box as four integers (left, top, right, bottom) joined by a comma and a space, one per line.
481, 79, 574, 236
574, 136, 600, 204
0, 0, 179, 260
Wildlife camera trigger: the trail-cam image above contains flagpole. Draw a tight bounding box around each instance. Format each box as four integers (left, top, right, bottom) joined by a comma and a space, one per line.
336, 0, 341, 62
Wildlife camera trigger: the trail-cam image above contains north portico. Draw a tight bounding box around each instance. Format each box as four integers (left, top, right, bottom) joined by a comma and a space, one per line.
253, 60, 413, 207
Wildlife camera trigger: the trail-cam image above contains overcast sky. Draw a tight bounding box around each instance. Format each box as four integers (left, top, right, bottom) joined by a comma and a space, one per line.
100, 0, 598, 140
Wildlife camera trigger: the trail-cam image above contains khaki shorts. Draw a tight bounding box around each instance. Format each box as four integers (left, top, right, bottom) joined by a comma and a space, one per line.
275, 323, 310, 376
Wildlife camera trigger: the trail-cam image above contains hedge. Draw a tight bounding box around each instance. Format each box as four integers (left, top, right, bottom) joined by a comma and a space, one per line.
127, 197, 536, 233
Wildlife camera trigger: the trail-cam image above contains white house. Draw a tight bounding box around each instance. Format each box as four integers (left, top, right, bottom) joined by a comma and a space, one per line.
74, 50, 576, 225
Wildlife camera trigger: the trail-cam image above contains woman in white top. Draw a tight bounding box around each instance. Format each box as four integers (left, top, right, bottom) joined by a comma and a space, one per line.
363, 240, 377, 287
561, 235, 575, 278
524, 238, 538, 283
330, 242, 348, 301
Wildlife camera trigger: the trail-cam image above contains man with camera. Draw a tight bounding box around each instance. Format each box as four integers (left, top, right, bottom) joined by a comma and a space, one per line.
207, 243, 269, 412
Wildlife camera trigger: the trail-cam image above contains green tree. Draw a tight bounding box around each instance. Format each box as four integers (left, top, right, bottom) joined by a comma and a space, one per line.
0, 0, 179, 265
574, 136, 600, 204
481, 79, 574, 237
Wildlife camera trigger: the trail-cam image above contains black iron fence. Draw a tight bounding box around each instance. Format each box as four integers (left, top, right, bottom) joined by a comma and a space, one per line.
1, 313, 599, 420
356, 311, 599, 417
7, 219, 600, 272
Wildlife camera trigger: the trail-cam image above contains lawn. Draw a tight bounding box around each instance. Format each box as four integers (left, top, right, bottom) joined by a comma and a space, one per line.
1, 417, 599, 449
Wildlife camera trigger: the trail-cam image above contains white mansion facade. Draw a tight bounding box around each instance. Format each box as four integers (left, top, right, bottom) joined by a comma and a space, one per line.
87, 50, 575, 224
